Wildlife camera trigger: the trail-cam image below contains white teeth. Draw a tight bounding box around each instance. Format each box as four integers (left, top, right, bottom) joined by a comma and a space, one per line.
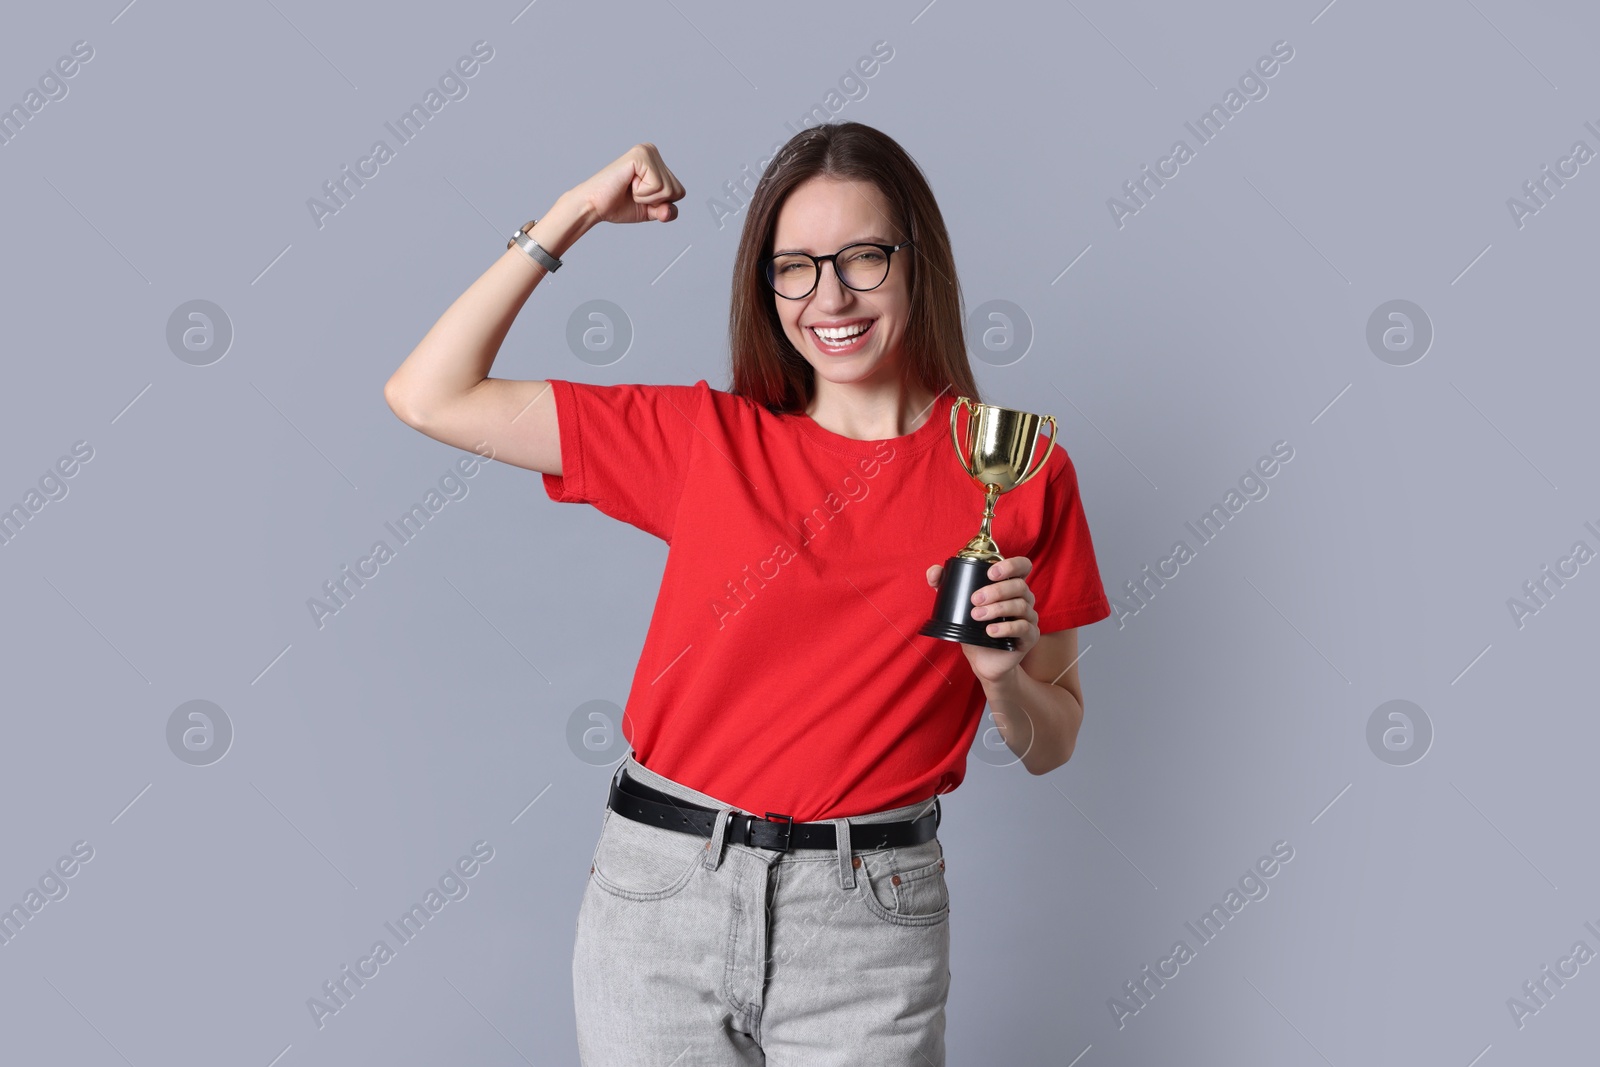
813, 323, 869, 342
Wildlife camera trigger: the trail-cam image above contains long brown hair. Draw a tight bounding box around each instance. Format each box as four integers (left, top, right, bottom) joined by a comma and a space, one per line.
727, 122, 982, 414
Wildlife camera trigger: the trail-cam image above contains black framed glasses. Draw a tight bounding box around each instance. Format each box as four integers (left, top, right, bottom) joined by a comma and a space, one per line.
760, 240, 914, 300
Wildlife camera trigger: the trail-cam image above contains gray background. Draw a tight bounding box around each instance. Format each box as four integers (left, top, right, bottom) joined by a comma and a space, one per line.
2, 0, 1596, 1063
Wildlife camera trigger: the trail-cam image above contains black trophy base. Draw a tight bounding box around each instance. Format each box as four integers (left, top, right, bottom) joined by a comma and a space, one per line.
919, 554, 1017, 651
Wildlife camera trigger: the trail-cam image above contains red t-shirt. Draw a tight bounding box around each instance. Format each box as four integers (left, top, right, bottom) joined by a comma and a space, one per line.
541, 378, 1111, 822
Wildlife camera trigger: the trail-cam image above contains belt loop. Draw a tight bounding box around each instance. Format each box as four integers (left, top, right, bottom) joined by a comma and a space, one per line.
704, 806, 733, 870
834, 817, 855, 890
606, 762, 625, 814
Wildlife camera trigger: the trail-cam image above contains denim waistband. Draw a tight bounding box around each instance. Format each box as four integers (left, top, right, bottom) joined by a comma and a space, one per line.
617, 753, 938, 826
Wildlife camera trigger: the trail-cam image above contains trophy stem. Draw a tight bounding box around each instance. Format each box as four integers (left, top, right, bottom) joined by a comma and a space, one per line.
956, 483, 1004, 563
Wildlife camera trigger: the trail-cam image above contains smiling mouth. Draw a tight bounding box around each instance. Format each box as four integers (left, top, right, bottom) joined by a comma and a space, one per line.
808, 320, 874, 354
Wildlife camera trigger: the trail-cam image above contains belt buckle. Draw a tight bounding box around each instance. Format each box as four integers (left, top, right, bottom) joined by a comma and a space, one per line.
756, 811, 794, 852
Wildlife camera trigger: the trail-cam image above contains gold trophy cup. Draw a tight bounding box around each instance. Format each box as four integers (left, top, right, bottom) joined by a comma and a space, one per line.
919, 397, 1057, 651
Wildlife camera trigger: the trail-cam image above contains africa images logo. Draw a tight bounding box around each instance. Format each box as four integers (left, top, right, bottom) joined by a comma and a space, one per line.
1107, 40, 1296, 229
710, 442, 896, 629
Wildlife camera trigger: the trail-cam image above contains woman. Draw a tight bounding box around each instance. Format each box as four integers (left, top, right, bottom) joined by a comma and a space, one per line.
384, 122, 1111, 1065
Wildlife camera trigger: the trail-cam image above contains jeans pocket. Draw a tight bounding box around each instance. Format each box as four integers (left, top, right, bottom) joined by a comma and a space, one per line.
857, 836, 950, 927
589, 808, 707, 901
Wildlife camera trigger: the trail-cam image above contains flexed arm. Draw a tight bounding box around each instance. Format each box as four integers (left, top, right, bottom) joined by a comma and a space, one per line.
383, 144, 687, 473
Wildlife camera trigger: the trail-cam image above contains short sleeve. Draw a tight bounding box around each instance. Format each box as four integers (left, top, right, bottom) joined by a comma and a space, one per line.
1028, 445, 1112, 632
540, 378, 709, 543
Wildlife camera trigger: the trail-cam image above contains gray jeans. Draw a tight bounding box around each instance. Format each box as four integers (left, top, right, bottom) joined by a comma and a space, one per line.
573, 753, 951, 1065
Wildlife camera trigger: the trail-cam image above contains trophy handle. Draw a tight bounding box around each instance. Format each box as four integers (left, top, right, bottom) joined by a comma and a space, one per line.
949, 396, 979, 478
1013, 414, 1057, 490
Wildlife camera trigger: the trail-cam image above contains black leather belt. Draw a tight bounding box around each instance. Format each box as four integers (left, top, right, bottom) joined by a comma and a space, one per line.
607, 769, 940, 852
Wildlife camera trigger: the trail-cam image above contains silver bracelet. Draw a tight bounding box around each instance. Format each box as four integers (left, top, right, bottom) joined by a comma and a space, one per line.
507, 219, 562, 272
